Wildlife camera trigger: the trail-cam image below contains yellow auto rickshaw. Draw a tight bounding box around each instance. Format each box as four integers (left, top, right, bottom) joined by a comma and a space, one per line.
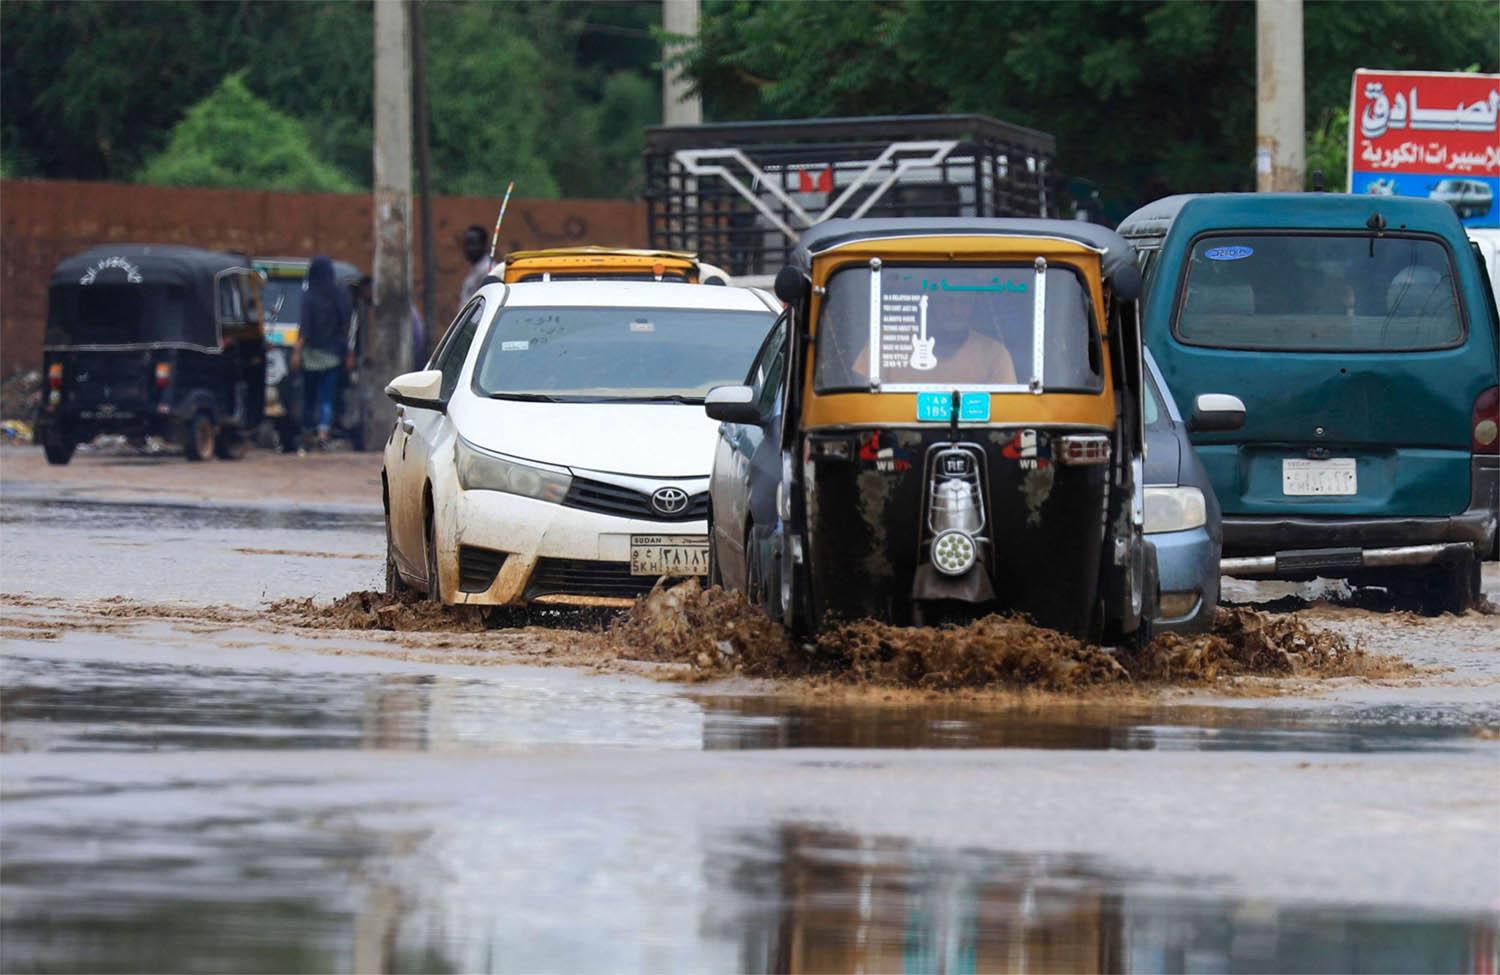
498, 246, 730, 285
704, 218, 1157, 642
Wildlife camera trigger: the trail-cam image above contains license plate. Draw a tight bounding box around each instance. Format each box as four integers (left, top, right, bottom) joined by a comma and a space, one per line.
1282, 458, 1357, 496
629, 535, 709, 576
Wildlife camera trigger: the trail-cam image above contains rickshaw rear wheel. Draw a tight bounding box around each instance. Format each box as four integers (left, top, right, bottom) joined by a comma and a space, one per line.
183, 412, 217, 462
43, 439, 75, 466
213, 428, 247, 460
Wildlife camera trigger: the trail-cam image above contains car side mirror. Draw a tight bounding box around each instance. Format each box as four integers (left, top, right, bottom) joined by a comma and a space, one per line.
704, 385, 761, 425
385, 369, 446, 412
1188, 393, 1245, 433
774, 266, 809, 305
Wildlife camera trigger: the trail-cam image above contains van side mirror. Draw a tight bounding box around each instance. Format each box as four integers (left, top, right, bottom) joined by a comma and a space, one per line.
385, 369, 446, 412
774, 266, 809, 305
704, 385, 761, 425
1188, 393, 1245, 433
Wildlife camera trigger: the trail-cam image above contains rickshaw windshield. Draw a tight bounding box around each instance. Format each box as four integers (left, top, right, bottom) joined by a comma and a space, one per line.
45, 283, 193, 347
813, 264, 1102, 393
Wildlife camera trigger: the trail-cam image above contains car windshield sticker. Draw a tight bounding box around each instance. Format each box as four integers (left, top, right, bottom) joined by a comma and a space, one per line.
1204, 245, 1254, 261
630, 319, 655, 332
880, 292, 926, 371
500, 340, 529, 352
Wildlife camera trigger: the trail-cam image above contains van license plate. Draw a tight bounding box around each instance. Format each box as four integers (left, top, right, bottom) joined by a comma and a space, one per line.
630, 535, 709, 576
1282, 459, 1357, 496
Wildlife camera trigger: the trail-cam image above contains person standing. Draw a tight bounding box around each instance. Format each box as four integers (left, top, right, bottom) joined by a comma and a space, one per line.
296, 255, 353, 450
458, 225, 491, 308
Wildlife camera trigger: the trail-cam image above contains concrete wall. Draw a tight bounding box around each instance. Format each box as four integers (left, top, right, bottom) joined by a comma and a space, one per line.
0, 179, 647, 376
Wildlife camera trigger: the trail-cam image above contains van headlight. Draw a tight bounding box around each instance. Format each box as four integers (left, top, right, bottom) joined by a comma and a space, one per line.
1144, 486, 1206, 533
455, 437, 571, 503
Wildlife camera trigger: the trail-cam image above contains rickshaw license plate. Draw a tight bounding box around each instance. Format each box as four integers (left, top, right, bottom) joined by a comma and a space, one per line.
630, 535, 709, 576
917, 391, 991, 422
1282, 459, 1357, 496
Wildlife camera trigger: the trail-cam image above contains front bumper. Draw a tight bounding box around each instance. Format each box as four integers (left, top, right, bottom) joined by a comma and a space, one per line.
1147, 525, 1219, 635
445, 488, 707, 607
1220, 456, 1497, 577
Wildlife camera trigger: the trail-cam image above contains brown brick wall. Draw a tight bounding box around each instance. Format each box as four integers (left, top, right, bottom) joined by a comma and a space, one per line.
0, 179, 646, 377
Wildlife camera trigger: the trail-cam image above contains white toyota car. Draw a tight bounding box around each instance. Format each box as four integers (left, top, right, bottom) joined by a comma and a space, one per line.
382, 279, 780, 607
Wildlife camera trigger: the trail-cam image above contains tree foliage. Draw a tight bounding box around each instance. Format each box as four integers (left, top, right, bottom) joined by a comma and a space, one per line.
136, 73, 356, 192
685, 0, 1499, 211
0, 0, 662, 198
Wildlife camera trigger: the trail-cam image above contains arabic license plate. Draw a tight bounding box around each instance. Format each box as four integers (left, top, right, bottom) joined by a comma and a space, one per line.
1282, 458, 1357, 496
630, 535, 709, 576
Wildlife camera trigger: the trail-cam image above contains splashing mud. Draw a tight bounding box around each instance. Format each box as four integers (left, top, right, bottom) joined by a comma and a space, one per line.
270, 590, 486, 633
609, 582, 1410, 690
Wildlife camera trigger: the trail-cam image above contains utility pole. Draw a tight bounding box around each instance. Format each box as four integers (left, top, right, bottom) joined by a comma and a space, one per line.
411, 0, 436, 356
364, 0, 413, 451
1255, 0, 1305, 192
662, 0, 702, 126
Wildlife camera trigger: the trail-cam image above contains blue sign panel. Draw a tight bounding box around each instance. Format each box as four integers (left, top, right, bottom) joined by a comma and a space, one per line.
916, 392, 991, 422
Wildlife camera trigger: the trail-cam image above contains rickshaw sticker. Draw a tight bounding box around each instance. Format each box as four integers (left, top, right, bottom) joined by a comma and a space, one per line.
1204, 245, 1254, 261
880, 293, 925, 370
629, 320, 655, 332
500, 340, 530, 352
856, 430, 912, 473
79, 256, 143, 285
923, 277, 1027, 293
1001, 429, 1051, 470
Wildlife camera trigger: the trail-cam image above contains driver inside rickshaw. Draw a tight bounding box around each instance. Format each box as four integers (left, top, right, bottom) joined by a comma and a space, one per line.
844, 285, 1021, 386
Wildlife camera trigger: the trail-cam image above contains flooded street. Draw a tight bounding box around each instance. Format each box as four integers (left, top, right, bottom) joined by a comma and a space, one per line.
2, 471, 1498, 973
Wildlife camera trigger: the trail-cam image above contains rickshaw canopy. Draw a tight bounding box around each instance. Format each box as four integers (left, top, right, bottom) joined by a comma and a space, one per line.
47, 244, 253, 351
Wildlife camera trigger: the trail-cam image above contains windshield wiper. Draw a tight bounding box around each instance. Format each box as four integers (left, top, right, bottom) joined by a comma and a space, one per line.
620, 394, 705, 404
488, 392, 559, 402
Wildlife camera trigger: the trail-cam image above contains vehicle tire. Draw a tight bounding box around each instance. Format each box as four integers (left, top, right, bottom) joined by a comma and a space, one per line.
1433, 555, 1481, 615
183, 412, 216, 462
43, 439, 75, 466
707, 519, 725, 589
213, 428, 248, 460
385, 537, 408, 596
423, 511, 443, 604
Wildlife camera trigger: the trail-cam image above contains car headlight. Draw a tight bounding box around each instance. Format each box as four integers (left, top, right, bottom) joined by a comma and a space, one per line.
1144, 486, 1206, 533
455, 437, 571, 503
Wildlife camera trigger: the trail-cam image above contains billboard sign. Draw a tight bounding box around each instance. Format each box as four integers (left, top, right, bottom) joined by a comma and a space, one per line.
1348, 68, 1499, 228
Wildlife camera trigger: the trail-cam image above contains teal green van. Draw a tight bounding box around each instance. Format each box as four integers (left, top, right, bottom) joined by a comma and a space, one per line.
1120, 194, 1499, 611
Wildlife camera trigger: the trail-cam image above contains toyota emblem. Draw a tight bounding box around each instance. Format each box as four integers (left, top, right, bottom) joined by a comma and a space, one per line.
651, 486, 690, 516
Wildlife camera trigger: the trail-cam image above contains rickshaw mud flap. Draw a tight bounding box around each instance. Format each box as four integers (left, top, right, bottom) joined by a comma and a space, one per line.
911, 561, 996, 603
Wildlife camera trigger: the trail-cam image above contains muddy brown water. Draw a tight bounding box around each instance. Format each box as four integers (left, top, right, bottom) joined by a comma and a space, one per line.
2, 496, 1498, 973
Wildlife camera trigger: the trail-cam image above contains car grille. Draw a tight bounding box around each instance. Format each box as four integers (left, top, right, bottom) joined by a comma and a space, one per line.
562, 477, 708, 522
457, 545, 507, 593
525, 558, 659, 600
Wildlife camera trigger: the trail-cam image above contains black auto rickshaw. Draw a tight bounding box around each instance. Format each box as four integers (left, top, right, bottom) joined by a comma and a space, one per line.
37, 245, 267, 464
704, 218, 1157, 643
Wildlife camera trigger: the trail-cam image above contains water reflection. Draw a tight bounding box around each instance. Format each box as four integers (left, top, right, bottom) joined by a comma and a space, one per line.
708, 825, 1497, 975
697, 696, 1485, 753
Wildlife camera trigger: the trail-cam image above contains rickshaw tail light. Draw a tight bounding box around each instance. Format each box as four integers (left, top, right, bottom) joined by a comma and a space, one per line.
931, 530, 978, 576
1057, 434, 1111, 466
154, 362, 172, 388
47, 363, 62, 389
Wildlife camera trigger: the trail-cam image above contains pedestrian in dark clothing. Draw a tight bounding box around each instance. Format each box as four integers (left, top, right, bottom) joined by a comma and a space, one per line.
296, 255, 352, 448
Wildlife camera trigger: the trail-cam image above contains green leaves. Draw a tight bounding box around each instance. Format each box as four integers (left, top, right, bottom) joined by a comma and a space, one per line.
135, 73, 356, 193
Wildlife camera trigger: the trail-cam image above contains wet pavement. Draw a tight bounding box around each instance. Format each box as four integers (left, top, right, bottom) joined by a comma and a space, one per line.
2, 495, 1498, 972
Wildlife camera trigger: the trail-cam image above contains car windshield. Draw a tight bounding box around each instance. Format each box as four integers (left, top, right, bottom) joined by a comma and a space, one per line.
813, 263, 1101, 393
471, 304, 775, 401
1176, 234, 1462, 351
261, 277, 305, 324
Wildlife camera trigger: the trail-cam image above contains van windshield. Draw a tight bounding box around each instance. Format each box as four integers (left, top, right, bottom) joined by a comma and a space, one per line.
1175, 234, 1462, 351
471, 305, 774, 401
813, 264, 1101, 393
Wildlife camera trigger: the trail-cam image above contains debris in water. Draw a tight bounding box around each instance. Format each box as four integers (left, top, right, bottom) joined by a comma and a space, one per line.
271, 590, 485, 632
610, 582, 1406, 689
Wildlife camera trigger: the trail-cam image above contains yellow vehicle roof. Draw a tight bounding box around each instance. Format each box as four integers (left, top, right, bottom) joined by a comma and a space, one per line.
501, 247, 700, 283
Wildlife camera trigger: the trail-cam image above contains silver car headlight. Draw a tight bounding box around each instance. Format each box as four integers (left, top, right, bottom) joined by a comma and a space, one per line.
455, 437, 571, 503
1144, 486, 1206, 533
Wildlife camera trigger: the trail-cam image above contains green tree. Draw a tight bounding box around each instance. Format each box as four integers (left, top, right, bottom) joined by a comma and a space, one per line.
685, 0, 1499, 210
137, 72, 356, 192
